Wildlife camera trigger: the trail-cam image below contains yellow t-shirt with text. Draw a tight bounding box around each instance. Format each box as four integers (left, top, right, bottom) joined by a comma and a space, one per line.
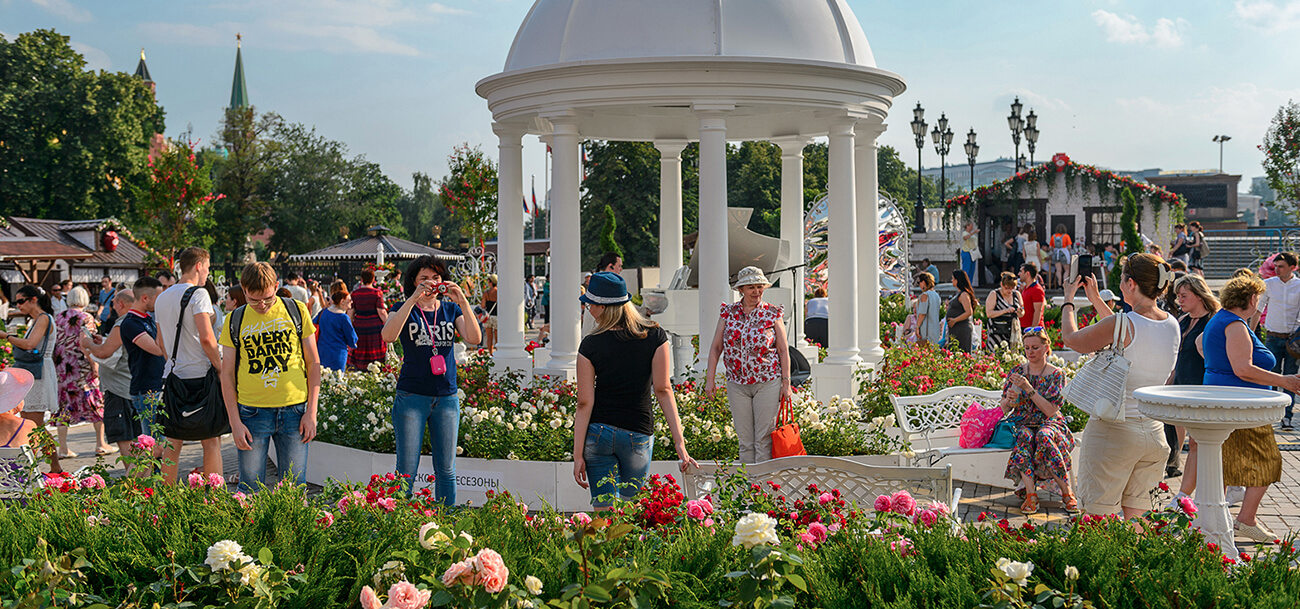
219, 298, 316, 408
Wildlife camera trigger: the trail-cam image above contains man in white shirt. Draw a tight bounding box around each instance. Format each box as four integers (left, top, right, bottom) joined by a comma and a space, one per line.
284, 271, 312, 307
154, 247, 225, 483
1259, 251, 1300, 430
50, 283, 68, 313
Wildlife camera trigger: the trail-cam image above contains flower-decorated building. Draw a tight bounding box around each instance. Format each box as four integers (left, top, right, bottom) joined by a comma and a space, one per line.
0, 216, 159, 292
923, 154, 1185, 284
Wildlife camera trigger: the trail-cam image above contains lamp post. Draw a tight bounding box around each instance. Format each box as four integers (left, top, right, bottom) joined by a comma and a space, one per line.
1024, 109, 1039, 168
1212, 135, 1231, 173
964, 129, 979, 193
1008, 97, 1024, 173
931, 113, 954, 207
910, 103, 928, 233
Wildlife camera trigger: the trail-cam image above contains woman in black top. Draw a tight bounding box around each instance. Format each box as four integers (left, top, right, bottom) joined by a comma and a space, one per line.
947, 270, 976, 352
573, 272, 697, 509
1167, 274, 1219, 488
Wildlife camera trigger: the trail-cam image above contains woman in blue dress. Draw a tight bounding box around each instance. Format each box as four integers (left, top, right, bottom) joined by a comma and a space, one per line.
313, 290, 358, 372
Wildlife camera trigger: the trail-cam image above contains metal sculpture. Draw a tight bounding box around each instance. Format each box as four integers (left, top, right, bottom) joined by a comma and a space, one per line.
803, 192, 910, 295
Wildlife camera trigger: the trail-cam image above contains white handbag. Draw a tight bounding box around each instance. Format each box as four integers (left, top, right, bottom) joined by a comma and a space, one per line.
1062, 313, 1130, 424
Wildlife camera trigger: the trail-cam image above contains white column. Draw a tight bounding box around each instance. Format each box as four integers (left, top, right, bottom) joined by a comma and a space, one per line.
536, 117, 581, 379
857, 122, 886, 365
655, 141, 688, 287
825, 118, 860, 365
492, 123, 531, 373
775, 136, 813, 352
695, 107, 732, 347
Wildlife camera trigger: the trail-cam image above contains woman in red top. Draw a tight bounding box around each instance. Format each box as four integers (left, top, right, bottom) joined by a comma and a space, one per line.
704, 266, 791, 464
1050, 225, 1073, 290
349, 269, 389, 370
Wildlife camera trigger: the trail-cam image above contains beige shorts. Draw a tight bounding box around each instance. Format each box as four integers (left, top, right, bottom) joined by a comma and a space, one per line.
483, 316, 498, 330
1076, 417, 1168, 515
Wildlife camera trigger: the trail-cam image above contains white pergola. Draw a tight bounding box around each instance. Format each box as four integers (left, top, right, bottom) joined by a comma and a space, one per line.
476, 0, 906, 399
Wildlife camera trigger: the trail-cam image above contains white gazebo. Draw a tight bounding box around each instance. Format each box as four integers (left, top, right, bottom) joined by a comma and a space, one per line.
476, 0, 906, 400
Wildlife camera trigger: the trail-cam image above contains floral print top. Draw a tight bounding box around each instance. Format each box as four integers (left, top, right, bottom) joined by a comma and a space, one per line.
1000, 363, 1068, 427
719, 301, 784, 385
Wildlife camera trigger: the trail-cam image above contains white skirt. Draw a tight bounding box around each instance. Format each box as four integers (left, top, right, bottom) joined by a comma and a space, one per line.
23, 356, 58, 413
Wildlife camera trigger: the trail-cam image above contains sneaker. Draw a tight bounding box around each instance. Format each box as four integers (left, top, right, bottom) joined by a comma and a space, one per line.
1164, 466, 1183, 479
1225, 485, 1246, 506
1282, 417, 1295, 431
1234, 520, 1277, 544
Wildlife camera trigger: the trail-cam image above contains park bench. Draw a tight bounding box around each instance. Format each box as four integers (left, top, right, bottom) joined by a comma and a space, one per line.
0, 446, 41, 499
685, 455, 954, 508
890, 385, 1008, 467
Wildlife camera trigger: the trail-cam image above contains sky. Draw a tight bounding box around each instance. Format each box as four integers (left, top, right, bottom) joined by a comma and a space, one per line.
3, 0, 1299, 200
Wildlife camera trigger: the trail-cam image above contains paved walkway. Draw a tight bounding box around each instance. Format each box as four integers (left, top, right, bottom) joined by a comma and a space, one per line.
52, 421, 1300, 542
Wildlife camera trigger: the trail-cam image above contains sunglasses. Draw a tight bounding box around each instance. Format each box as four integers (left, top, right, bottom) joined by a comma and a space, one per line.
14, 297, 33, 305
1022, 326, 1044, 334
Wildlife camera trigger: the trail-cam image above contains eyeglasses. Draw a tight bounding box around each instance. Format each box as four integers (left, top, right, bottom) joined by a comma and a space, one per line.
248, 295, 278, 306
1022, 326, 1044, 334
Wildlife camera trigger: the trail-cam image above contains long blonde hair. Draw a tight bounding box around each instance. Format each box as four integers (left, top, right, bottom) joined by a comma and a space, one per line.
1175, 274, 1220, 316
592, 302, 658, 340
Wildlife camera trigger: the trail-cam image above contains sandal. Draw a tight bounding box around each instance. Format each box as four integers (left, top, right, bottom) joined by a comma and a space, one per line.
1021, 492, 1039, 515
1061, 492, 1080, 514
57, 450, 78, 459
1014, 486, 1027, 501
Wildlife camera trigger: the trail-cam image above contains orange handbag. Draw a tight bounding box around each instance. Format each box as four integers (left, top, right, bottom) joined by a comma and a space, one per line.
770, 395, 807, 459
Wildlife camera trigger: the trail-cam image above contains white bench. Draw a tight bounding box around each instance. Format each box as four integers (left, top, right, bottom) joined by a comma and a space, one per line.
685, 455, 954, 508
0, 446, 40, 499
890, 385, 1007, 467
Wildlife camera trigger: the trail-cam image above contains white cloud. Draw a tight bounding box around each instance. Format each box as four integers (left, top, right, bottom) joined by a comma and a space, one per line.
1234, 0, 1300, 32
1091, 10, 1187, 48
30, 0, 92, 23
137, 22, 231, 47
1006, 90, 1073, 115
70, 41, 111, 71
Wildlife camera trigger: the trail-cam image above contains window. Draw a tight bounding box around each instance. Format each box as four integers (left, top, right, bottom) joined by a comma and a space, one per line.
1085, 208, 1123, 247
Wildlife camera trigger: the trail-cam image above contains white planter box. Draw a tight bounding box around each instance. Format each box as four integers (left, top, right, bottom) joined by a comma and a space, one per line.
306, 442, 904, 511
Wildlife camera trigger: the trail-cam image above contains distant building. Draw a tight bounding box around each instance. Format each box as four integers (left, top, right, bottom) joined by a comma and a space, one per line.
1145, 171, 1242, 224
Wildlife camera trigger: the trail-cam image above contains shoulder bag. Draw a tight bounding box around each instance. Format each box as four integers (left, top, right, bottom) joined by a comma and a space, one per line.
12, 314, 52, 380
160, 287, 230, 441
1061, 313, 1130, 424
770, 395, 807, 459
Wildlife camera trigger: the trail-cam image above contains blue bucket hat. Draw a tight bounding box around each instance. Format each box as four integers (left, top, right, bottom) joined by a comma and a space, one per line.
580, 272, 629, 305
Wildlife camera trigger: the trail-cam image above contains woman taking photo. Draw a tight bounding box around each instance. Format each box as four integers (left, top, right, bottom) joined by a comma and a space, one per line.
0, 285, 61, 472
1199, 273, 1296, 543
947, 270, 976, 352
985, 272, 1023, 349
381, 256, 480, 505
1000, 327, 1077, 514
574, 272, 697, 507
704, 266, 791, 464
314, 290, 358, 372
1062, 254, 1179, 517
1166, 275, 1217, 488
913, 272, 942, 346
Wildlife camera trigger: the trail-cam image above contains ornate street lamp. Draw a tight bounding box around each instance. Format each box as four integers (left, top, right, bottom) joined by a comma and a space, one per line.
1008, 97, 1024, 173
964, 129, 979, 193
931, 113, 954, 208
910, 102, 928, 233
1024, 109, 1039, 168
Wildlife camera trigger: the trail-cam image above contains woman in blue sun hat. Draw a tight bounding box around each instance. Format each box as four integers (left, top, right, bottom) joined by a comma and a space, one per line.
572, 272, 697, 509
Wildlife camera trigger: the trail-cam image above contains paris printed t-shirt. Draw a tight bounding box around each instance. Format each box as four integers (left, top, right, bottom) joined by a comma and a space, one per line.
219, 298, 316, 408
397, 300, 463, 397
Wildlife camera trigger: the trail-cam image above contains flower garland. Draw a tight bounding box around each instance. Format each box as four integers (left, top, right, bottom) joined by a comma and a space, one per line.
83, 217, 169, 265
944, 154, 1185, 216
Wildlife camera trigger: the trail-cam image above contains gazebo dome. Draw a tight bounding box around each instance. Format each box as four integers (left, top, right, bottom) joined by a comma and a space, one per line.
503, 0, 875, 72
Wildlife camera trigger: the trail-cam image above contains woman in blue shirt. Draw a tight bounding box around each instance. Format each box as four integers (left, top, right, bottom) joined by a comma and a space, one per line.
313, 290, 357, 372
381, 256, 481, 504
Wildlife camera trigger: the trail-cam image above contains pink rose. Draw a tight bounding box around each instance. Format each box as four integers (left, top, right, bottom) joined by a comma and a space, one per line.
873, 495, 893, 512
360, 585, 382, 609
473, 548, 509, 593
187, 472, 204, 489
377, 497, 397, 512
890, 490, 917, 517
79, 474, 106, 489
807, 522, 829, 543
317, 511, 335, 528
386, 580, 432, 609
703, 518, 715, 527
1178, 496, 1198, 516
441, 559, 476, 587
207, 473, 225, 488
925, 501, 951, 517
571, 512, 592, 527
699, 498, 714, 514
889, 537, 914, 557
798, 531, 816, 546
687, 501, 706, 520
819, 492, 833, 505
133, 434, 155, 450
915, 509, 938, 528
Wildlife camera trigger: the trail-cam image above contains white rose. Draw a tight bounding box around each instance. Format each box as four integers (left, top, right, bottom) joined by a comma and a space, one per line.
237, 563, 263, 586
508, 392, 520, 403
418, 522, 445, 549
1065, 565, 1079, 581
525, 574, 544, 596
328, 415, 339, 422
549, 419, 561, 429
456, 446, 464, 455
205, 540, 245, 572
731, 513, 780, 549
996, 557, 1034, 586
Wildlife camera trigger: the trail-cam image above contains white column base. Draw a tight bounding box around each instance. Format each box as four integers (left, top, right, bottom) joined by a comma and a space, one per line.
670, 334, 696, 384
533, 364, 577, 382
810, 361, 869, 405
796, 344, 820, 361
493, 354, 534, 375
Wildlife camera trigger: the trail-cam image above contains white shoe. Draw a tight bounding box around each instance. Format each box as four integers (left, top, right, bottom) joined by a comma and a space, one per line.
1234, 520, 1277, 544
1225, 485, 1246, 506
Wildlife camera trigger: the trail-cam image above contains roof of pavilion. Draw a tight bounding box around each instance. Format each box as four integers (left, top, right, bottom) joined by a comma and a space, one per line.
289, 234, 462, 262
0, 217, 151, 266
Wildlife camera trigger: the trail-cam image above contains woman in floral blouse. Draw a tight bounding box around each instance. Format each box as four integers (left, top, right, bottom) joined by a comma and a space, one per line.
1000, 327, 1077, 515
705, 267, 791, 464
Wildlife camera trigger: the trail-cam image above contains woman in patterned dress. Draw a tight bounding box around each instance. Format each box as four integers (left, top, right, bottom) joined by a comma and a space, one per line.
349, 268, 389, 371
704, 266, 791, 464
51, 287, 112, 456
1000, 327, 1077, 514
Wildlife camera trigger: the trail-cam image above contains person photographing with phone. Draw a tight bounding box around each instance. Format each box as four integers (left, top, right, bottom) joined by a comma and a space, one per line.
382, 256, 481, 504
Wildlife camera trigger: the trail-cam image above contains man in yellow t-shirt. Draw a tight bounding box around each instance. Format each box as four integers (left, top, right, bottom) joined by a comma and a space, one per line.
219, 262, 320, 493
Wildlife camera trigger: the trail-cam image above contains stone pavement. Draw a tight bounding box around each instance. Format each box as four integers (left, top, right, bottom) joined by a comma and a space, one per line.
50, 420, 1300, 542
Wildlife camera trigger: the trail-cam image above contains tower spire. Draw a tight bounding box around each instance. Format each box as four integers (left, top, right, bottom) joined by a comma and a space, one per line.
229, 33, 249, 109
133, 47, 155, 94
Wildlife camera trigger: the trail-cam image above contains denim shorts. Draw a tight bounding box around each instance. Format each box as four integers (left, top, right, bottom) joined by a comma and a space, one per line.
583, 422, 654, 508
131, 391, 162, 436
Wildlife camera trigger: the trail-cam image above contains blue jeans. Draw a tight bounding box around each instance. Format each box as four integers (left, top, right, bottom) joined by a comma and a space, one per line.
960, 250, 977, 285
392, 390, 459, 505
1265, 336, 1297, 419
236, 403, 308, 493
131, 391, 162, 437
583, 422, 654, 508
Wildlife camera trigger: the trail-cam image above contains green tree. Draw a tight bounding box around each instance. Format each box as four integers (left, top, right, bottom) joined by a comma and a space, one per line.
1261, 100, 1300, 221
396, 172, 438, 244
1110, 187, 1142, 287
599, 204, 622, 258
0, 29, 164, 219
131, 140, 220, 263
728, 141, 783, 237
209, 107, 282, 263
439, 143, 498, 246
579, 141, 662, 269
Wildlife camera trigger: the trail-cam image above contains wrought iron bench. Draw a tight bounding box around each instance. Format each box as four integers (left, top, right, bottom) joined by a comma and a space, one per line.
890, 385, 1009, 467
0, 446, 41, 499
684, 455, 954, 508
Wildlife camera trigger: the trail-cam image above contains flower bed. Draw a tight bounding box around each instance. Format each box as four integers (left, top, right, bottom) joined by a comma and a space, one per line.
2, 463, 1296, 608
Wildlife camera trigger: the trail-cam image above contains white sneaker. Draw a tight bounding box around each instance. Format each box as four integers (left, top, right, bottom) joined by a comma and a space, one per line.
1234, 520, 1277, 544
1225, 485, 1246, 506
